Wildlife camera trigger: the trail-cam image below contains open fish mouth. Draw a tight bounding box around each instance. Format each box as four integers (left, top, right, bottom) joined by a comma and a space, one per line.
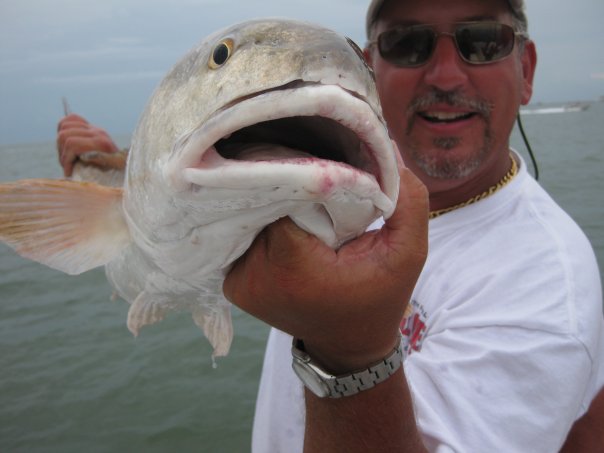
164, 82, 398, 214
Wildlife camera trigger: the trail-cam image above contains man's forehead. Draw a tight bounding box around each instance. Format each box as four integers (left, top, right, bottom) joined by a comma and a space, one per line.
366, 0, 526, 37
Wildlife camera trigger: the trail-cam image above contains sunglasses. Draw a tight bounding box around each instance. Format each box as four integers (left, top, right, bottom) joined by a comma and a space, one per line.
370, 22, 527, 67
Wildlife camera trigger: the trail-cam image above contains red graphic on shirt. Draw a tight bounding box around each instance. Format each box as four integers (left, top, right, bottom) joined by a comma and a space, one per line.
400, 308, 427, 357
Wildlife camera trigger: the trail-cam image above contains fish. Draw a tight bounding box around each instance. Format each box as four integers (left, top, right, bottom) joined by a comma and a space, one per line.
70, 149, 128, 187
0, 19, 399, 359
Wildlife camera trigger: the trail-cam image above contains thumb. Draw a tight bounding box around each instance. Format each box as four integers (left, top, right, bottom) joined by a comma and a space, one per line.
383, 165, 429, 265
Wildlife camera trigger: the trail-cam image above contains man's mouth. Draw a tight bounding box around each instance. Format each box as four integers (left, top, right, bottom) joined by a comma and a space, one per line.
418, 111, 476, 123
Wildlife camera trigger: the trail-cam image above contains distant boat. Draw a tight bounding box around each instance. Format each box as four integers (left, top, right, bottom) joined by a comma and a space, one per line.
521, 102, 590, 115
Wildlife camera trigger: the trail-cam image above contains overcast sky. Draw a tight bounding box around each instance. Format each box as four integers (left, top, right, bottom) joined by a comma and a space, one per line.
1, 0, 603, 145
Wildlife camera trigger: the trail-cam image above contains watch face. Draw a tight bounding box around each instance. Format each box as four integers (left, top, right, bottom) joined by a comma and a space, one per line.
292, 359, 330, 398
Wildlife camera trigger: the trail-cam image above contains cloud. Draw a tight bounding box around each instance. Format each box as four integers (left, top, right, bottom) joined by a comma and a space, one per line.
34, 70, 164, 85
3, 41, 164, 62
591, 73, 604, 80
0, 41, 170, 76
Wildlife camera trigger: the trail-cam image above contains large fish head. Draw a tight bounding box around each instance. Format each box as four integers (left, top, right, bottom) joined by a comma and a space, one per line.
125, 18, 399, 262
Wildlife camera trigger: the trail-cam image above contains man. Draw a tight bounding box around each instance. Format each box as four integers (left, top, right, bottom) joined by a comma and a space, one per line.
57, 1, 603, 451
224, 1, 604, 452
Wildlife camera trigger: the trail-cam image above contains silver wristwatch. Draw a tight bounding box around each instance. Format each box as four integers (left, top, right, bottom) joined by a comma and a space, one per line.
291, 332, 404, 398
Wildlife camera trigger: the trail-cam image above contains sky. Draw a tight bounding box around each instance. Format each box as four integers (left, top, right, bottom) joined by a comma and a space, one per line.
0, 0, 603, 145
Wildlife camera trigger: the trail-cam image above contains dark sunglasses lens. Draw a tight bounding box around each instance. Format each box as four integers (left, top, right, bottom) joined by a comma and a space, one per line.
455, 23, 515, 63
378, 28, 435, 67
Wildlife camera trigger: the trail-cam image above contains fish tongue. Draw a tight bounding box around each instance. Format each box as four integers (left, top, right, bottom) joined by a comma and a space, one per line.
222, 143, 315, 162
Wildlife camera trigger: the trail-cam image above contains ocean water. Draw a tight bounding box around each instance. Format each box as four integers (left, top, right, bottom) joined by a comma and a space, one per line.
1, 102, 603, 452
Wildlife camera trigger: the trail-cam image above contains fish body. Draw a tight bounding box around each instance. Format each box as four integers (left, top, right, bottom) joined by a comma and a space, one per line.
0, 19, 399, 357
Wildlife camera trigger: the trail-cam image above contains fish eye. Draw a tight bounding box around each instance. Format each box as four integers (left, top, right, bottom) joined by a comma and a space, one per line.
209, 38, 234, 69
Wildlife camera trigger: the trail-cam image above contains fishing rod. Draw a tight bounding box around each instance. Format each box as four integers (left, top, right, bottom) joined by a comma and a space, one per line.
62, 97, 71, 116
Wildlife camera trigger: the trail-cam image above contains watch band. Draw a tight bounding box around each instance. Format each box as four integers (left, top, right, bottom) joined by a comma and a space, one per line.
292, 331, 404, 398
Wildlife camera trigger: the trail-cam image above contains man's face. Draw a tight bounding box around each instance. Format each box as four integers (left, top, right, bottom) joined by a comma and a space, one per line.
366, 0, 536, 194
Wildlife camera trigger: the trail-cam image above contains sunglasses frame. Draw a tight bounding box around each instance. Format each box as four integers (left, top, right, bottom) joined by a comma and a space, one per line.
369, 21, 528, 68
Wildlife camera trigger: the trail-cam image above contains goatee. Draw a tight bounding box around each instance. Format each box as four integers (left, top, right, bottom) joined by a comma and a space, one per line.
406, 88, 493, 179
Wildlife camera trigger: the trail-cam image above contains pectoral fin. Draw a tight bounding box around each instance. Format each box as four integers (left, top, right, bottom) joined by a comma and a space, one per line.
127, 291, 168, 337
0, 179, 130, 274
192, 302, 233, 358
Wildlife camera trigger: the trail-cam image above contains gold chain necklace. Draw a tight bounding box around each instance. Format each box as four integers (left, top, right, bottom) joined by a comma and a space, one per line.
429, 155, 518, 220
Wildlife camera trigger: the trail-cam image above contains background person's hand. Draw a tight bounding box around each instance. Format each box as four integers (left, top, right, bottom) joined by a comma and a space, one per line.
56, 114, 119, 177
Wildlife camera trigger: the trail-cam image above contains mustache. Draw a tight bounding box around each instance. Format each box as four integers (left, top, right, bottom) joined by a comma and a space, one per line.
408, 89, 492, 118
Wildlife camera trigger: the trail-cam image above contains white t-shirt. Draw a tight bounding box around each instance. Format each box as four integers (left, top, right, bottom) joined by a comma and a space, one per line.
251, 154, 604, 453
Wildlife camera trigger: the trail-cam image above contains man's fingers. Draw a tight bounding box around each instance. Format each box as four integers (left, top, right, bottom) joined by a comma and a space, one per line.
384, 143, 428, 243
265, 217, 310, 258
62, 155, 74, 177
386, 167, 429, 234
57, 114, 88, 131
381, 166, 429, 270
224, 217, 326, 310
265, 217, 336, 278
58, 136, 104, 177
222, 244, 249, 307
60, 136, 102, 156
57, 127, 97, 151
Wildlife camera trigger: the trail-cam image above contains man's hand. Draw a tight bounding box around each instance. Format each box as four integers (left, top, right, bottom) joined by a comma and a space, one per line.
224, 165, 428, 373
56, 114, 119, 177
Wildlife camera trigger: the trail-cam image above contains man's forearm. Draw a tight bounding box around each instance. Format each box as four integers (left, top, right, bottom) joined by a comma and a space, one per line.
304, 368, 427, 453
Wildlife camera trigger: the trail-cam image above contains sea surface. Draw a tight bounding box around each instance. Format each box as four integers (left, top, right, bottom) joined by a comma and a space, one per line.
1, 102, 603, 452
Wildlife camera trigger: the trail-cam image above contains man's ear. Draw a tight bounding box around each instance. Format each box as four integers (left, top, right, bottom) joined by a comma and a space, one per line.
520, 40, 537, 105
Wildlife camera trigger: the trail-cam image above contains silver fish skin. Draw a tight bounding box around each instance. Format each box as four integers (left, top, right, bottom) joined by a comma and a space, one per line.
0, 19, 399, 358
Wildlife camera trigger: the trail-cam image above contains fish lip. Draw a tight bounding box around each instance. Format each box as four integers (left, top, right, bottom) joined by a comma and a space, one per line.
163, 83, 398, 215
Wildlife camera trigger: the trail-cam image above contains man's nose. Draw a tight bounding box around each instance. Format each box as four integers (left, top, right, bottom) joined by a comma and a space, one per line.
422, 35, 469, 91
